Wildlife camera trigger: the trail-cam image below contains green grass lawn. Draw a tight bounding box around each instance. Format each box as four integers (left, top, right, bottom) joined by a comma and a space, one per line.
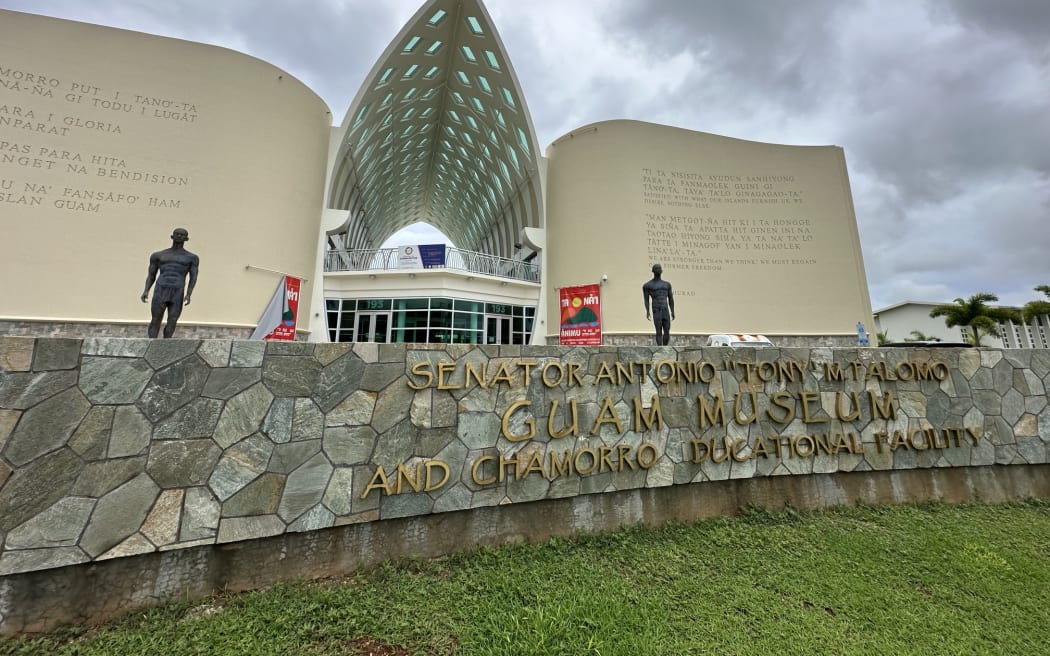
3, 501, 1049, 655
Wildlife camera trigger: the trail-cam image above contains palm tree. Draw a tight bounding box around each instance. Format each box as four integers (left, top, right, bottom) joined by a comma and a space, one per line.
929, 293, 1019, 347
905, 330, 938, 342
1022, 285, 1050, 325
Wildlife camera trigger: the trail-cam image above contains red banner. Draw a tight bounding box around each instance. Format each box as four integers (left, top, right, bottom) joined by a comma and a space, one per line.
250, 276, 301, 341
559, 283, 602, 346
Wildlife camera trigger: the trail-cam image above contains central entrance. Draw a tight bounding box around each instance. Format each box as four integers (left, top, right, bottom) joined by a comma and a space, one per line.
355, 312, 391, 343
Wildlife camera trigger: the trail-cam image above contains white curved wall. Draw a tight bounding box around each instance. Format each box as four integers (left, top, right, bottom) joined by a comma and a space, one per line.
545, 120, 873, 339
0, 10, 331, 333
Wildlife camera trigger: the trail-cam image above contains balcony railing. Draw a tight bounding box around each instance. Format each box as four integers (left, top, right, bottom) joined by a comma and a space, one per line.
324, 246, 540, 283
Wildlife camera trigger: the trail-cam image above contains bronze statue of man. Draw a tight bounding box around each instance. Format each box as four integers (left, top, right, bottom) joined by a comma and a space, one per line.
141, 228, 199, 338
642, 263, 675, 346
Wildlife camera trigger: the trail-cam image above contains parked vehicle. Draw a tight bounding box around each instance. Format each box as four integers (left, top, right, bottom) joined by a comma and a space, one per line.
705, 334, 775, 347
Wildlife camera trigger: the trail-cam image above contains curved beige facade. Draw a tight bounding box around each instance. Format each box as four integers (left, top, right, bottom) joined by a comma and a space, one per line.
0, 10, 330, 333
545, 120, 873, 340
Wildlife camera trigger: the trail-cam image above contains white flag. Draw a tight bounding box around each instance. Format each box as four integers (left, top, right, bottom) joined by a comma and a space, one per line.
250, 276, 297, 340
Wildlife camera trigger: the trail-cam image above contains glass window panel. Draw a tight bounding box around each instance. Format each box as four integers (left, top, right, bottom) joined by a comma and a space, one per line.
477, 76, 492, 94
453, 330, 481, 344
430, 311, 452, 328
486, 303, 512, 315
426, 40, 443, 55
353, 104, 370, 127
456, 70, 471, 86
424, 66, 440, 79
453, 313, 478, 329
454, 299, 482, 312
502, 87, 516, 107
431, 298, 453, 310
429, 329, 451, 343
397, 298, 429, 310
484, 50, 500, 70
461, 45, 477, 62
517, 127, 530, 153
466, 17, 484, 34
402, 64, 419, 79
403, 88, 418, 101
403, 36, 422, 53
471, 96, 484, 113
378, 68, 395, 85
448, 110, 461, 123
452, 91, 466, 105
326, 299, 340, 311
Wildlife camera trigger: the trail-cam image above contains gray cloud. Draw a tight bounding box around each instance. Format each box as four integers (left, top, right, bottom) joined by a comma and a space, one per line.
4, 0, 1047, 308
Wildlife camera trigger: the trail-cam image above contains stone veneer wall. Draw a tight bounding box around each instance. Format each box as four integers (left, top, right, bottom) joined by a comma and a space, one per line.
1, 336, 1048, 633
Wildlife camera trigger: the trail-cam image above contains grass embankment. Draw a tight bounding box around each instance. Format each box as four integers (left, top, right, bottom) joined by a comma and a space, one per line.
3, 501, 1049, 655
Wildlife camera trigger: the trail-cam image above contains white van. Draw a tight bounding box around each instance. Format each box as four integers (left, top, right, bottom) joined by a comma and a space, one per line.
705, 334, 775, 347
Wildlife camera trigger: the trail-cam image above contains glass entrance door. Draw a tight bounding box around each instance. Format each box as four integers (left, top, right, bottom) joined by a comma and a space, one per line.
356, 312, 391, 343
485, 315, 512, 344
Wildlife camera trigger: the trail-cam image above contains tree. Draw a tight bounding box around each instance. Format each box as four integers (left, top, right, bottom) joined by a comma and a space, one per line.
1022, 285, 1050, 325
905, 330, 939, 342
875, 330, 890, 346
929, 293, 1019, 347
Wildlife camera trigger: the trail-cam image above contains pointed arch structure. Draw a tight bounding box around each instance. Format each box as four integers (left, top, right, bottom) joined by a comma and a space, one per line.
327, 0, 543, 258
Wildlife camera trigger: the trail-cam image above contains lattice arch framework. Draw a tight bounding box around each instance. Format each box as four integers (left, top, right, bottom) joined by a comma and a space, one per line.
327, 0, 543, 258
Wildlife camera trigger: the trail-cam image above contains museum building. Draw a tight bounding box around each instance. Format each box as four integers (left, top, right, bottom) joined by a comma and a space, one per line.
0, 0, 873, 346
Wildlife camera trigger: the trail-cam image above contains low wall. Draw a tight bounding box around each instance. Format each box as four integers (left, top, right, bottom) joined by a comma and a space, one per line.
1, 336, 1048, 633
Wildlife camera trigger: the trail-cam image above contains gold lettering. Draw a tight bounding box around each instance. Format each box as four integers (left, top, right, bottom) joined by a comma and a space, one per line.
567, 362, 584, 387
498, 452, 520, 481
632, 395, 663, 432
472, 455, 496, 485
437, 361, 460, 390
395, 462, 423, 494
489, 361, 515, 386
360, 465, 393, 498
800, 390, 827, 423
869, 390, 897, 419
591, 396, 624, 434
595, 361, 616, 384
424, 460, 450, 491
767, 391, 795, 424
541, 362, 564, 387
698, 394, 726, 428
465, 361, 487, 388
834, 390, 861, 421
406, 362, 434, 390
574, 448, 598, 474
618, 444, 637, 471
637, 443, 658, 468
733, 391, 758, 425
547, 399, 579, 438
548, 450, 572, 477
501, 400, 536, 442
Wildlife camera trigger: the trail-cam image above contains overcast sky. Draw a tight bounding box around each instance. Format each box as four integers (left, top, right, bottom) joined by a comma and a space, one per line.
4, 0, 1047, 310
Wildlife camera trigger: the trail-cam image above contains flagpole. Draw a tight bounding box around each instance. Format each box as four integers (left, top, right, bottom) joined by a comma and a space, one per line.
245, 264, 310, 282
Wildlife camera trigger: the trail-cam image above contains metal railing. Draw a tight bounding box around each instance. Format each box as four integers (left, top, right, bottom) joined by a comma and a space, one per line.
324, 246, 540, 283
